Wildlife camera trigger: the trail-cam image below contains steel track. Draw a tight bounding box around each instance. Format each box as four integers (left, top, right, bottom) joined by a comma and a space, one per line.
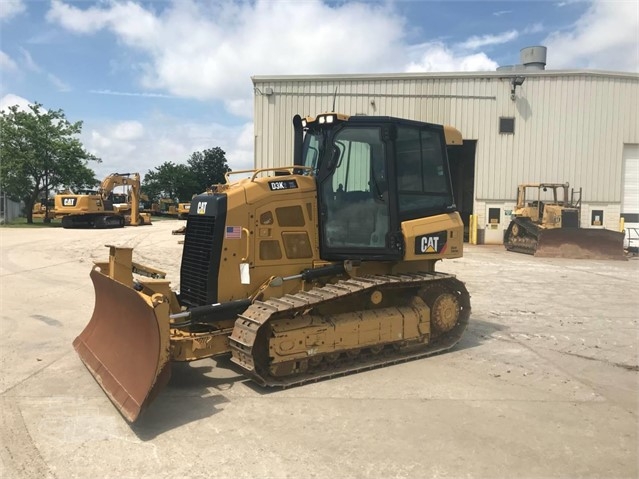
504, 218, 539, 255
229, 272, 471, 387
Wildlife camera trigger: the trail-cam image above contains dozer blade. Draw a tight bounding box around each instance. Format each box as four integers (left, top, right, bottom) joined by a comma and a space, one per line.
535, 228, 626, 260
73, 268, 172, 422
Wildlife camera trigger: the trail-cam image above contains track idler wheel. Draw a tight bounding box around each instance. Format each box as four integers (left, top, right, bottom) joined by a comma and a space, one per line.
419, 285, 461, 334
430, 293, 460, 333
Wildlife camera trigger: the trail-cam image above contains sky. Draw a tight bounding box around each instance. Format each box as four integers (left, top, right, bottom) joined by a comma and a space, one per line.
1, 0, 638, 181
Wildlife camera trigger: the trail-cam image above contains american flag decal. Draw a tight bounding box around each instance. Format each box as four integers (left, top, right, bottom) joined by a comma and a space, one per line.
225, 226, 242, 239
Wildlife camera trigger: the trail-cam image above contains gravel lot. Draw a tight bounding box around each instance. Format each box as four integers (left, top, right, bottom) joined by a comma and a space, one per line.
1, 220, 637, 479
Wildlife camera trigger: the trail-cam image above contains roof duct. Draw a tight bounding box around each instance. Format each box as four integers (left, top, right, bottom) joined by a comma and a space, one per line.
497, 46, 547, 72
520, 46, 547, 70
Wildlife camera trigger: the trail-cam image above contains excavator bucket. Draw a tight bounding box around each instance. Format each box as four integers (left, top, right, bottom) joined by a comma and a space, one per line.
535, 228, 626, 260
73, 268, 172, 422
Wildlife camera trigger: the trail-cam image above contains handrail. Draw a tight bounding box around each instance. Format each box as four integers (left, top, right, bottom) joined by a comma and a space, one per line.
241, 227, 250, 262
224, 166, 314, 184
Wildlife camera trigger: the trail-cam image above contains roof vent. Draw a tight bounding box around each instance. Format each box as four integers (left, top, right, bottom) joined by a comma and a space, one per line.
520, 46, 547, 71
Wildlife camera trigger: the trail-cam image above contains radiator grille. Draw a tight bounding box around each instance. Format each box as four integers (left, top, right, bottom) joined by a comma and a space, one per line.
180, 214, 219, 306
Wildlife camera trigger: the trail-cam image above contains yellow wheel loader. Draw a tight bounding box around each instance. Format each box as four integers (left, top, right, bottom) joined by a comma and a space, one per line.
55, 172, 152, 228
504, 183, 625, 259
74, 113, 471, 422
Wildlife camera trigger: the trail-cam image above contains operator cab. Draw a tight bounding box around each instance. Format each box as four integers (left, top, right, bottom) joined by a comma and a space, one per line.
294, 113, 457, 261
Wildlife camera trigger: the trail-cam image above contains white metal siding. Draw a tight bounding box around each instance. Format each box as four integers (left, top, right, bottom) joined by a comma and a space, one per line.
622, 144, 639, 215
254, 71, 639, 207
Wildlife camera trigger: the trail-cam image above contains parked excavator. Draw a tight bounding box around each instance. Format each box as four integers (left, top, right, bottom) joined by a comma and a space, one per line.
55, 172, 152, 228
504, 182, 625, 259
74, 112, 471, 422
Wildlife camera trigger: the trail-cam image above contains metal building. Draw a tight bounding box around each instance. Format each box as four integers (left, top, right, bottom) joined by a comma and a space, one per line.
252, 47, 639, 245
0, 189, 22, 224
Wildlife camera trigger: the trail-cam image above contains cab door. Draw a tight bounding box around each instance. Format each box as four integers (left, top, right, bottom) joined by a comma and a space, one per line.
317, 125, 397, 261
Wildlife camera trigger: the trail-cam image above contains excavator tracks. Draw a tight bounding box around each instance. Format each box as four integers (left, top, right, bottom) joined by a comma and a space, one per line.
229, 272, 470, 387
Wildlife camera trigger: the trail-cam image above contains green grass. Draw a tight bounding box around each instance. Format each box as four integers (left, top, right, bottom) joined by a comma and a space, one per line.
1, 214, 183, 228
147, 215, 183, 222
0, 217, 64, 228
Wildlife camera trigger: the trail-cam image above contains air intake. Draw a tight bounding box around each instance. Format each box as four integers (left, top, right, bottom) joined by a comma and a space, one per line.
520, 46, 547, 71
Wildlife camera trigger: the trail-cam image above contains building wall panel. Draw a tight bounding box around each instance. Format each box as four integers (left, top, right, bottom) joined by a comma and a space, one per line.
253, 71, 638, 211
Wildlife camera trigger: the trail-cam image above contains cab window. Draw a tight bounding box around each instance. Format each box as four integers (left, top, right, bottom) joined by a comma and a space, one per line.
396, 126, 453, 217
321, 127, 389, 249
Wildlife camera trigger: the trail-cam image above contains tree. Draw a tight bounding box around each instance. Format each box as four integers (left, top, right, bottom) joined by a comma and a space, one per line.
187, 147, 231, 193
0, 103, 99, 223
142, 162, 199, 202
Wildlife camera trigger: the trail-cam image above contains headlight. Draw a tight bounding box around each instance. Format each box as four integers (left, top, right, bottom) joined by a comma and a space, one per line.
325, 115, 334, 123
319, 116, 325, 124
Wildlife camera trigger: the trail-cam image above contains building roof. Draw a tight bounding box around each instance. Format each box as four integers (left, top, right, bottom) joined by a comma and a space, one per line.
252, 70, 639, 83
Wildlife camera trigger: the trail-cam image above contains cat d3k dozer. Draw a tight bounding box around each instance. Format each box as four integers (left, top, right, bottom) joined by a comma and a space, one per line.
504, 182, 625, 259
74, 113, 471, 422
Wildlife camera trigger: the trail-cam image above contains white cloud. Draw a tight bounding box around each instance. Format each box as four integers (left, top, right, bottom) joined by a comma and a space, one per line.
0, 93, 31, 112
544, 0, 639, 71
90, 89, 177, 98
90, 130, 112, 150
459, 30, 519, 50
0, 51, 18, 72
47, 73, 71, 92
83, 116, 254, 180
46, 0, 409, 117
0, 0, 25, 21
406, 43, 499, 72
30, 0, 637, 184
42, 0, 512, 174
110, 120, 144, 141
19, 47, 41, 73
523, 23, 544, 35
556, 0, 583, 7
46, 0, 159, 37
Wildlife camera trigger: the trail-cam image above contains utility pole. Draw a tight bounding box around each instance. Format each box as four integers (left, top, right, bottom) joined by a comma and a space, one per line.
44, 165, 51, 223
43, 129, 51, 223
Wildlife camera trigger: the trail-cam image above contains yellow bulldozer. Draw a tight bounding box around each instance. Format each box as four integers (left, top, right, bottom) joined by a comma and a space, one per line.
74, 112, 471, 422
54, 172, 152, 228
150, 198, 179, 216
504, 182, 625, 259
31, 197, 56, 220
177, 201, 190, 219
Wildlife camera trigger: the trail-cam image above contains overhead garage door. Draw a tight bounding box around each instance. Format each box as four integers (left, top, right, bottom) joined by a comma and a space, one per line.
622, 144, 639, 250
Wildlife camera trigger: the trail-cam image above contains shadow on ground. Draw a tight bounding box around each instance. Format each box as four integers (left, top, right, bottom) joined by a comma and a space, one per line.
131, 357, 248, 440
131, 316, 503, 439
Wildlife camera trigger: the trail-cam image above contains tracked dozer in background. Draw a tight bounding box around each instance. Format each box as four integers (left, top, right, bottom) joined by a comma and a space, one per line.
55, 172, 152, 228
74, 112, 471, 422
177, 201, 190, 219
31, 197, 56, 220
504, 182, 625, 259
150, 198, 179, 216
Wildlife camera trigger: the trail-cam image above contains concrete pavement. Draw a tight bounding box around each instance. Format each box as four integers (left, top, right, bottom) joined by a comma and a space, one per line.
1, 220, 637, 479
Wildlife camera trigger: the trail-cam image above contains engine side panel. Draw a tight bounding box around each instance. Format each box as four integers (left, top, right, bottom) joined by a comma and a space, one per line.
401, 212, 464, 261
